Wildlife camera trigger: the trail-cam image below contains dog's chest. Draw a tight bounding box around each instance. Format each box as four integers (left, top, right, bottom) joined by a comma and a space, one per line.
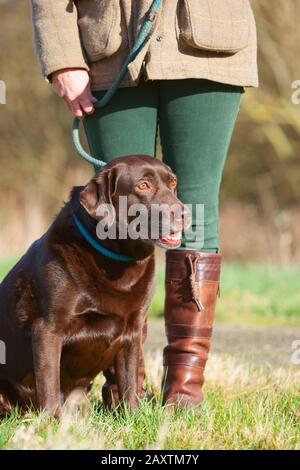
61, 259, 155, 375
62, 296, 140, 377
66, 290, 142, 344
72, 262, 154, 328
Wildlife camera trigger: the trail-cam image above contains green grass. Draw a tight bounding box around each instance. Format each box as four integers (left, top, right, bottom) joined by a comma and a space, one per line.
150, 262, 300, 327
217, 263, 300, 326
0, 258, 18, 280
1, 356, 299, 450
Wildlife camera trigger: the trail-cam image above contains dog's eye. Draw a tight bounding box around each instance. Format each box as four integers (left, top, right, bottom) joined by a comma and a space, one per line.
136, 182, 150, 191
170, 179, 177, 190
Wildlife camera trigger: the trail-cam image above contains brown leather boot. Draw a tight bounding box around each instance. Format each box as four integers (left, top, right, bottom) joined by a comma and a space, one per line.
162, 250, 221, 407
102, 316, 148, 408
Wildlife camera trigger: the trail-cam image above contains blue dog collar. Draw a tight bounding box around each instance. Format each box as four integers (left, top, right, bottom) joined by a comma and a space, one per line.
72, 213, 134, 263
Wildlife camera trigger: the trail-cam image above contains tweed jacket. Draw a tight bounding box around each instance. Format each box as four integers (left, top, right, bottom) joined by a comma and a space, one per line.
30, 0, 258, 90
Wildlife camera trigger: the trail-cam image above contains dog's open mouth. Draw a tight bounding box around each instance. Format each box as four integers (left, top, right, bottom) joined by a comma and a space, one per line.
155, 231, 182, 249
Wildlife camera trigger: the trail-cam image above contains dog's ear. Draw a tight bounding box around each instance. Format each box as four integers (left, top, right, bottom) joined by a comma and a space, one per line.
79, 178, 100, 218
79, 166, 121, 225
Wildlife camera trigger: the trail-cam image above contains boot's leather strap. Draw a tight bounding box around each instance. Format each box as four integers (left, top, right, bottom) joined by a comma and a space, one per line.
163, 353, 207, 369
166, 250, 221, 282
166, 261, 221, 282
187, 254, 205, 311
166, 324, 213, 339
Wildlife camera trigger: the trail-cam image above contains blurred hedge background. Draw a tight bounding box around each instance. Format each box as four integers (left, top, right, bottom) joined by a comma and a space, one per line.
0, 0, 300, 264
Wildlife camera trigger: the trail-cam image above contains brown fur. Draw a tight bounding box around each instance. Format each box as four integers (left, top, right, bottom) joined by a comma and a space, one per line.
0, 155, 188, 416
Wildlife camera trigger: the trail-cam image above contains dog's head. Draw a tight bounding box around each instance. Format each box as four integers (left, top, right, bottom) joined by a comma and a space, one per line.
79, 155, 191, 250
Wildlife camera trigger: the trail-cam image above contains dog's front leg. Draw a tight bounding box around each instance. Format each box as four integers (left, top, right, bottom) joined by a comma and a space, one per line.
32, 320, 62, 418
115, 333, 141, 410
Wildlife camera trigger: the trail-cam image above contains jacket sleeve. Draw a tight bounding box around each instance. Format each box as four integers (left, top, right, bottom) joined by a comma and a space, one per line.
30, 0, 89, 78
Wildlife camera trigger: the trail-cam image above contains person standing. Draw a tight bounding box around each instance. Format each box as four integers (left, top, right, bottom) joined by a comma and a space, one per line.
30, 0, 258, 407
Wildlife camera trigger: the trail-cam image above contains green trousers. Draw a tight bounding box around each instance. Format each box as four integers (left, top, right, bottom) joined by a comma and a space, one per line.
84, 79, 243, 252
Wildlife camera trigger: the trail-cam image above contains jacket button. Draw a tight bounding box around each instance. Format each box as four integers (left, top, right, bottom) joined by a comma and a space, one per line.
156, 36, 163, 42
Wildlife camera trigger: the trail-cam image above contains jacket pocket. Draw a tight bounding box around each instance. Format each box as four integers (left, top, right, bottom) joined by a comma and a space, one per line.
76, 0, 127, 62
178, 0, 252, 54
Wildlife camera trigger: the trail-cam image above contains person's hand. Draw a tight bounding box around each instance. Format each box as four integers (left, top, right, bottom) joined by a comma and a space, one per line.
51, 68, 97, 118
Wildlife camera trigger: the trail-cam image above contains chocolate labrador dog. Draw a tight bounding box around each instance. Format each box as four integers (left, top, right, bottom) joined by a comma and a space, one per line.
0, 155, 190, 417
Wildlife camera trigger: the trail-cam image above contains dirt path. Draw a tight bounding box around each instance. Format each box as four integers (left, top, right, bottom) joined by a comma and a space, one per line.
146, 320, 300, 367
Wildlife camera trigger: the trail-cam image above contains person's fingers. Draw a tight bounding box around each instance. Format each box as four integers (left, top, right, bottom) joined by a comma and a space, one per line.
88, 90, 98, 103
50, 69, 96, 116
80, 86, 97, 114
69, 100, 84, 118
79, 98, 94, 115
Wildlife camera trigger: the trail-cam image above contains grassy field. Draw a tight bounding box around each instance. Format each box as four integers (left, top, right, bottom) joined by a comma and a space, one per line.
1, 259, 300, 449
1, 354, 299, 450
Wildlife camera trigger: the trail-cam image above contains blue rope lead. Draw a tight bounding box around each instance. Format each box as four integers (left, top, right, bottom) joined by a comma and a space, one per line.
72, 0, 162, 169
72, 213, 134, 262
